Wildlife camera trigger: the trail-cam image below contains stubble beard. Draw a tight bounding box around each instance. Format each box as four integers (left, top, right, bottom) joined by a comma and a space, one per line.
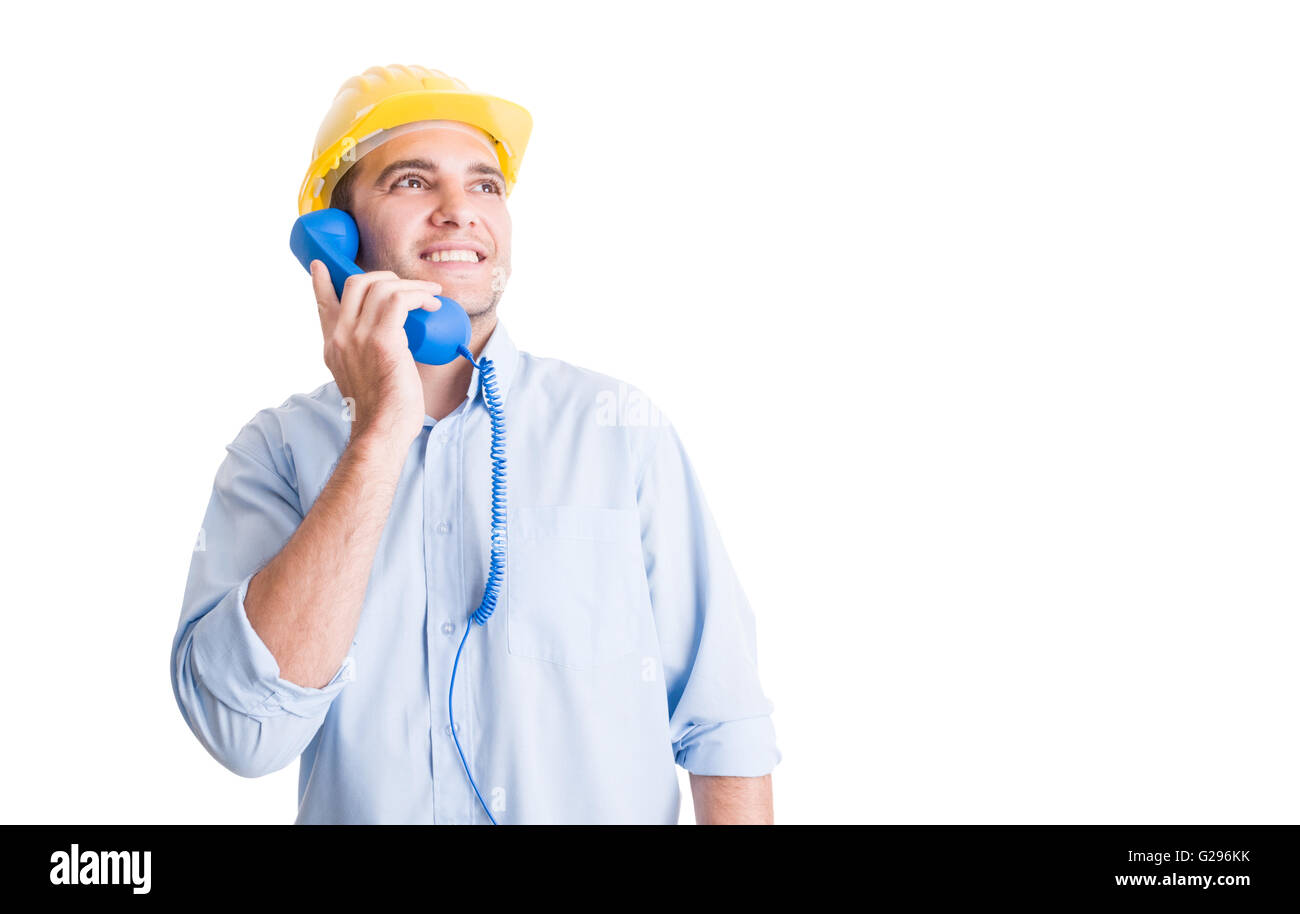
382, 251, 508, 325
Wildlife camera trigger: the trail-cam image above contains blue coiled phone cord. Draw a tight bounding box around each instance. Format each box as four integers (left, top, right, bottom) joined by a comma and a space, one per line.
448, 344, 506, 825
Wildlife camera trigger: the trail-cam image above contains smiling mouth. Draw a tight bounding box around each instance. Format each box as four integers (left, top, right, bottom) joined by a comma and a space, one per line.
420, 250, 485, 264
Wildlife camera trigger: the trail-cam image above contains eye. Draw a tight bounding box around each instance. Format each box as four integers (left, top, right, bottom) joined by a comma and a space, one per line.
392, 172, 428, 189
477, 179, 504, 195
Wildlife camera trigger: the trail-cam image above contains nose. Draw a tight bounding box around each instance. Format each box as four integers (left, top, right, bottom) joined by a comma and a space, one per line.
429, 182, 476, 227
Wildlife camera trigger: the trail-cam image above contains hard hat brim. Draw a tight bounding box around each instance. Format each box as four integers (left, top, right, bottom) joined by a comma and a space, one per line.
297, 88, 532, 215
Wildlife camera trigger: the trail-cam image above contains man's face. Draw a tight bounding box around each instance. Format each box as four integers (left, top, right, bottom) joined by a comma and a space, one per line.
344, 124, 511, 320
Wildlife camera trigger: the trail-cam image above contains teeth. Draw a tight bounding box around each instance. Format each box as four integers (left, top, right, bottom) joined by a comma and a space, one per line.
421, 250, 480, 263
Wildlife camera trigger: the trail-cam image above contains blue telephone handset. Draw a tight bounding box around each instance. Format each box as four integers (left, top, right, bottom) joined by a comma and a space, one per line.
289, 208, 507, 824
289, 208, 472, 366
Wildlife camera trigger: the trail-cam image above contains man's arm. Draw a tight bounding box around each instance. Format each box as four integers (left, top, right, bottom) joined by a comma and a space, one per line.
242, 431, 405, 687
170, 432, 384, 778
627, 404, 783, 819
243, 263, 444, 687
690, 773, 774, 825
169, 266, 445, 779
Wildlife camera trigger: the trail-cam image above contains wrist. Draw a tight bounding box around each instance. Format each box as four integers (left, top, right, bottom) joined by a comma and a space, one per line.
347, 422, 413, 471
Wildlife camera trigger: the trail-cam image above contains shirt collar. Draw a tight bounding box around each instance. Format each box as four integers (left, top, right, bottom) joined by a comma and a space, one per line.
465, 318, 518, 406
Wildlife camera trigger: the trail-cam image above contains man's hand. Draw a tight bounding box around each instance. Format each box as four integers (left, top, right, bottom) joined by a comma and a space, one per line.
244, 262, 443, 689
310, 260, 442, 449
689, 773, 774, 825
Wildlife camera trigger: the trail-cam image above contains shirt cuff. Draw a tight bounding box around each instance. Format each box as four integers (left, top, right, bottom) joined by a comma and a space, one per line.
188, 573, 356, 720
674, 716, 782, 777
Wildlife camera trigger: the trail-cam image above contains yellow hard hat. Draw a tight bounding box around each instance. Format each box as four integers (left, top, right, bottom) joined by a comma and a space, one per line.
298, 64, 532, 215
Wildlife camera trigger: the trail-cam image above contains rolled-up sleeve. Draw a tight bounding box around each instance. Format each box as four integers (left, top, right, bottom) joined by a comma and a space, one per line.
634, 416, 781, 777
170, 430, 355, 779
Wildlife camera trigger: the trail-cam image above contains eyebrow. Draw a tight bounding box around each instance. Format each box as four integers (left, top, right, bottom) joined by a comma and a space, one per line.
372, 157, 505, 186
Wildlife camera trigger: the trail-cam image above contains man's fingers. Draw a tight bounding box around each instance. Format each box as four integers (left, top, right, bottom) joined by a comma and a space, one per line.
310, 260, 339, 339
337, 270, 399, 338
309, 259, 338, 310
370, 288, 444, 342
356, 279, 443, 336
312, 267, 443, 358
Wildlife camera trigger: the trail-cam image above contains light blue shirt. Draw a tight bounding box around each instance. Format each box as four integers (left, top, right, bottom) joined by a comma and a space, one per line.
170, 319, 781, 824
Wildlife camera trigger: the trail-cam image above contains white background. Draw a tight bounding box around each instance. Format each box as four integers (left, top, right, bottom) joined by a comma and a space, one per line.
0, 0, 1296, 824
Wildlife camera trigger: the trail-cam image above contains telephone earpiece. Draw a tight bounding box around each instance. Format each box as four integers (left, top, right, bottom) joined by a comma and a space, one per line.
290, 208, 472, 366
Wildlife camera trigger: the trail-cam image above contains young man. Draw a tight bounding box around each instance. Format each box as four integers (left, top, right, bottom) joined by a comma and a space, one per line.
170, 65, 780, 824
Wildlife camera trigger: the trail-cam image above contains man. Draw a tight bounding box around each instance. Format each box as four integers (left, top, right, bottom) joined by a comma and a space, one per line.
169, 64, 780, 824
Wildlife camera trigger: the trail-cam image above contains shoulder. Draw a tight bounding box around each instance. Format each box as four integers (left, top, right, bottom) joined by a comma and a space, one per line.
514, 348, 647, 406
226, 380, 350, 490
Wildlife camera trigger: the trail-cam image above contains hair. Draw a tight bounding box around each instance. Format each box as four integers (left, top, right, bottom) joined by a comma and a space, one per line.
329, 163, 362, 214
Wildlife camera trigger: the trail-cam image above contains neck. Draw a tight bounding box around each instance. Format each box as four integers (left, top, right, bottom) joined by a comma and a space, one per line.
415, 312, 497, 422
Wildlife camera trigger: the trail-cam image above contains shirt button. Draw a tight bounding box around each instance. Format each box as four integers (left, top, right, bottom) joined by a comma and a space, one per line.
444, 723, 461, 736
441, 620, 455, 636
436, 432, 449, 445
436, 521, 451, 534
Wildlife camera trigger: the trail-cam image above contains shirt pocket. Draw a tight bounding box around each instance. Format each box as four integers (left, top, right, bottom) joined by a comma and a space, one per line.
507, 504, 645, 670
